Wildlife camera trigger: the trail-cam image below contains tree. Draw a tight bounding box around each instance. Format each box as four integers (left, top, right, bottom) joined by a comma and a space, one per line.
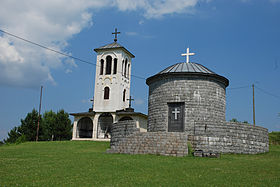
18, 109, 45, 141
4, 109, 72, 143
230, 118, 249, 124
230, 118, 238, 122
42, 110, 57, 141
52, 110, 72, 141
4, 127, 21, 144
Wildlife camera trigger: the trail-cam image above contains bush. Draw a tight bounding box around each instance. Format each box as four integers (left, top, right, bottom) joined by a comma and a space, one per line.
187, 142, 194, 156
269, 132, 280, 145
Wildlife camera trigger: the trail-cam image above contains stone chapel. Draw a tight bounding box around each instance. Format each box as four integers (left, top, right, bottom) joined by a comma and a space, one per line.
108, 47, 269, 156
71, 29, 147, 141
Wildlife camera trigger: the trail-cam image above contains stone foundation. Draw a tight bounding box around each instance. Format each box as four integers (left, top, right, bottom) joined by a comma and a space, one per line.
107, 120, 188, 156
107, 120, 269, 157
190, 122, 269, 154
108, 132, 189, 157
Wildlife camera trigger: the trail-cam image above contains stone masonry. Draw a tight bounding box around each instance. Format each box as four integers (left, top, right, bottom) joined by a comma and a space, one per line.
107, 120, 189, 157
191, 122, 269, 154
106, 61, 269, 156
146, 74, 227, 133
108, 120, 268, 156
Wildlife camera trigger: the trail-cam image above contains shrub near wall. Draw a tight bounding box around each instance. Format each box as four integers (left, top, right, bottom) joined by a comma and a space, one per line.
269, 132, 280, 145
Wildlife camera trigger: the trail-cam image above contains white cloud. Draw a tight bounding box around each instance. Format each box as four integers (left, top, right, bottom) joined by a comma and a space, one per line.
114, 0, 203, 18
0, 0, 109, 88
0, 0, 207, 88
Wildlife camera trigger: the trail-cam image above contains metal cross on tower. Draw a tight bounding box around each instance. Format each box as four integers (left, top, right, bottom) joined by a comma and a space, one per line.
127, 96, 134, 108
112, 28, 121, 42
181, 47, 195, 63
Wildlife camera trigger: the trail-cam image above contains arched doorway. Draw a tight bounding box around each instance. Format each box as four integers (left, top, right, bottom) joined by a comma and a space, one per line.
77, 117, 93, 138
97, 113, 113, 139
119, 116, 133, 121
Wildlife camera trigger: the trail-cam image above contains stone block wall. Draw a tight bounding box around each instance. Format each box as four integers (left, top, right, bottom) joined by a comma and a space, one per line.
110, 120, 140, 147
147, 75, 227, 133
108, 120, 268, 156
108, 132, 189, 157
190, 122, 269, 154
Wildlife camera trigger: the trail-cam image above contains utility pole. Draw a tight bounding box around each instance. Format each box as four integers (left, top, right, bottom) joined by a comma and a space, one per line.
252, 84, 255, 127
36, 86, 43, 142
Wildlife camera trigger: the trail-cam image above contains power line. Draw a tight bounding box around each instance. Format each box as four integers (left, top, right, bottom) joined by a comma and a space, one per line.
0, 28, 146, 80
0, 29, 95, 66
255, 85, 280, 100
227, 85, 250, 90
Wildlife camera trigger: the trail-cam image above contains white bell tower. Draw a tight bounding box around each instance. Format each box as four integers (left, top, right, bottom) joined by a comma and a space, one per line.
93, 29, 135, 112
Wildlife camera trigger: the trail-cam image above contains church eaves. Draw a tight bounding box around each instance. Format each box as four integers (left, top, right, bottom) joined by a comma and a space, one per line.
94, 42, 135, 58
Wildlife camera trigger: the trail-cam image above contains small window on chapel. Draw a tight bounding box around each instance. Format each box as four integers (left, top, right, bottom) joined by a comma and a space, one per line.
104, 87, 110, 100
123, 89, 126, 102
106, 56, 112, 75
113, 58, 117, 74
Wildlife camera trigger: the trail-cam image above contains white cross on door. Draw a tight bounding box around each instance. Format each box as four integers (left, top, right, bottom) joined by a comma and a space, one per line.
172, 108, 180, 120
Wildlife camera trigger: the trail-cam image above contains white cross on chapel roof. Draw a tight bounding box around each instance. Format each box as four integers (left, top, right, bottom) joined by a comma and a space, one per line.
181, 47, 195, 63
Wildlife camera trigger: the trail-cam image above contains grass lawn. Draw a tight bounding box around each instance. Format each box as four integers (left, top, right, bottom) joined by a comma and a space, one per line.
0, 141, 279, 186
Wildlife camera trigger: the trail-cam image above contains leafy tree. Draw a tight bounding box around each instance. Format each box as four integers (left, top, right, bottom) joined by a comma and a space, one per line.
42, 109, 72, 141
4, 109, 72, 143
230, 118, 238, 122
269, 131, 280, 145
42, 110, 56, 141
230, 118, 249, 124
53, 110, 72, 141
18, 109, 45, 141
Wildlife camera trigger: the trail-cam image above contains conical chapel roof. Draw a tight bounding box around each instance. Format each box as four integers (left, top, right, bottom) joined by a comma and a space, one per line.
94, 42, 135, 58
146, 62, 229, 87
158, 62, 215, 74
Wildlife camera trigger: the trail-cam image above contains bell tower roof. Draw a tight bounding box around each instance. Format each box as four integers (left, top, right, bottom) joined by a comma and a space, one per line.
94, 41, 135, 58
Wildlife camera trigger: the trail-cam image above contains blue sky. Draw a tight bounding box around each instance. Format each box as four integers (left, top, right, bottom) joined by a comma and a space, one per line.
0, 0, 280, 141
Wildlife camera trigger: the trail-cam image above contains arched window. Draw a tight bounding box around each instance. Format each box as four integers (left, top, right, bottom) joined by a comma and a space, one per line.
123, 89, 126, 102
122, 60, 124, 76
100, 59, 104, 75
104, 87, 110, 100
105, 56, 112, 75
113, 58, 117, 74
124, 59, 128, 77
127, 64, 130, 78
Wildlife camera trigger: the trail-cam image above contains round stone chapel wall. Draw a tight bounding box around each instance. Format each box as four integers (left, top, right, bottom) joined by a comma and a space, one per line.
146, 73, 228, 134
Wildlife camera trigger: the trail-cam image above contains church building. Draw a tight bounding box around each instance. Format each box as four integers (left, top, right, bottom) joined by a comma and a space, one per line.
108, 47, 269, 156
71, 29, 147, 141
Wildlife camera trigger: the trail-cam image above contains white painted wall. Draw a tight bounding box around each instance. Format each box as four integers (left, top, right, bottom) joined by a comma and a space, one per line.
93, 49, 132, 112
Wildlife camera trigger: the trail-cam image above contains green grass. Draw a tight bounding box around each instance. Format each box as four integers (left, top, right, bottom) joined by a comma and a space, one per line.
0, 142, 279, 186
